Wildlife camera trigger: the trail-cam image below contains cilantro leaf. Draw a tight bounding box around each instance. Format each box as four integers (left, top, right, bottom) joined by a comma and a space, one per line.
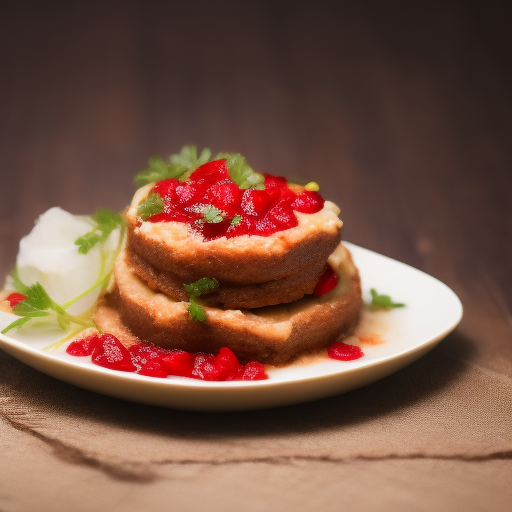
184, 277, 219, 322
1, 317, 31, 333
216, 152, 265, 190
10, 266, 31, 295
134, 156, 188, 186
135, 146, 212, 186
188, 298, 207, 322
137, 192, 164, 221
184, 277, 219, 299
75, 208, 123, 255
201, 205, 224, 224
1, 280, 93, 334
231, 214, 243, 226
369, 288, 405, 309
170, 145, 211, 170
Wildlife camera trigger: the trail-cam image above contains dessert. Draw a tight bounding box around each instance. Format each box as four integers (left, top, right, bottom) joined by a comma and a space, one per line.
2, 146, 364, 376
93, 148, 363, 365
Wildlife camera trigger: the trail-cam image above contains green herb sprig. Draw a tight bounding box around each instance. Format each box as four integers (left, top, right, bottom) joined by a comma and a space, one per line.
75, 208, 123, 254
137, 192, 164, 221
135, 146, 212, 186
1, 279, 94, 334
201, 205, 224, 224
184, 277, 219, 322
216, 152, 265, 189
369, 288, 405, 310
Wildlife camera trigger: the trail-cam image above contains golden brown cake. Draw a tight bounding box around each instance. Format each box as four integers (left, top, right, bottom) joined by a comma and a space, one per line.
95, 243, 362, 365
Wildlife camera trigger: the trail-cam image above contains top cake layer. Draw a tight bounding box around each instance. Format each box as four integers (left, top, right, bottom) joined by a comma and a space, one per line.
126, 160, 343, 284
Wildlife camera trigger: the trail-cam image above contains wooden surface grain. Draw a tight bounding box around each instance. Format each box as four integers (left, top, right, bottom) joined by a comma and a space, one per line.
0, 2, 511, 510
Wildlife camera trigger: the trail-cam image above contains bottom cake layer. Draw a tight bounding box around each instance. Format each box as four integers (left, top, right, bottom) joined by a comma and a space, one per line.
94, 243, 362, 365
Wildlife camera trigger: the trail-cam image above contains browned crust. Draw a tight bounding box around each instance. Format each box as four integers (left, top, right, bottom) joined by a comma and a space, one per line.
125, 248, 328, 309
125, 185, 342, 284
95, 244, 362, 365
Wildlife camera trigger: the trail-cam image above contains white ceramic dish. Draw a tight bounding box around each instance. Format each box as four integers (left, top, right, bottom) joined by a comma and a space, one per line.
0, 243, 462, 411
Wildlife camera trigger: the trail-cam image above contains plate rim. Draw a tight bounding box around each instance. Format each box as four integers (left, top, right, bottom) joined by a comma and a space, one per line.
0, 242, 463, 408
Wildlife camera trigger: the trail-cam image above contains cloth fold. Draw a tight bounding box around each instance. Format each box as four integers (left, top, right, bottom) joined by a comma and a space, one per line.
1, 329, 510, 477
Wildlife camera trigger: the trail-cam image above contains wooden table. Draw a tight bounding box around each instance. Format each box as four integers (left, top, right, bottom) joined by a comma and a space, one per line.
1, 2, 510, 510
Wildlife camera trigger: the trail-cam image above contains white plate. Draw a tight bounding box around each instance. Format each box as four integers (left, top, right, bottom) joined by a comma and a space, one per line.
0, 243, 462, 411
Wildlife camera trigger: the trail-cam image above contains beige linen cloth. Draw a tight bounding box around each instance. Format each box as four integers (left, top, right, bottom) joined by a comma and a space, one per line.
1, 310, 510, 484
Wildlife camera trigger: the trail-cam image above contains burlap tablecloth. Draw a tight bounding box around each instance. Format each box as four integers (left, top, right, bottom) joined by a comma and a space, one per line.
1, 310, 511, 510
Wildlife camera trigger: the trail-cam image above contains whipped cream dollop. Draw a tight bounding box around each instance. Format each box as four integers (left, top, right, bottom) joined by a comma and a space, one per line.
10, 207, 120, 314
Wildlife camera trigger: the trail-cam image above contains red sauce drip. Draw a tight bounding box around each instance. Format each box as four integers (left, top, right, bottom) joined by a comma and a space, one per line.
327, 341, 364, 361
145, 160, 324, 240
66, 334, 268, 381
313, 265, 339, 296
4, 292, 27, 308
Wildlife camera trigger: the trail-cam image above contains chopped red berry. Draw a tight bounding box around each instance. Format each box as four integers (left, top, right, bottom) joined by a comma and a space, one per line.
91, 334, 137, 372
67, 335, 269, 382
313, 265, 339, 296
263, 173, 288, 188
66, 335, 103, 357
197, 217, 232, 241
142, 163, 326, 239
327, 341, 364, 361
235, 361, 268, 381
241, 189, 274, 217
189, 159, 230, 185
5, 292, 27, 308
152, 178, 180, 200
292, 190, 324, 213
191, 354, 220, 381
213, 347, 243, 380
160, 350, 196, 378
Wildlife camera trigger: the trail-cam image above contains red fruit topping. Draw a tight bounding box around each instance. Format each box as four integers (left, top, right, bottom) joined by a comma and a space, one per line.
142, 161, 326, 239
241, 189, 274, 217
67, 335, 270, 381
313, 265, 339, 296
160, 350, 196, 378
264, 173, 288, 188
213, 347, 243, 380
5, 292, 27, 308
175, 182, 203, 205
90, 334, 137, 372
66, 335, 102, 357
292, 190, 324, 213
327, 341, 364, 361
198, 218, 232, 241
129, 343, 170, 378
234, 361, 268, 381
189, 159, 230, 184
191, 354, 220, 381
152, 178, 179, 200
203, 181, 244, 216
265, 203, 298, 231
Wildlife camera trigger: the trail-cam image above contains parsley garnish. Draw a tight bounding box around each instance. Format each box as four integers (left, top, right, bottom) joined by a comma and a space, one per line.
1, 279, 93, 334
188, 298, 207, 322
137, 192, 164, 221
201, 205, 224, 224
74, 208, 123, 255
216, 152, 265, 190
170, 145, 211, 172
231, 214, 243, 226
184, 277, 219, 322
369, 288, 405, 309
135, 146, 212, 186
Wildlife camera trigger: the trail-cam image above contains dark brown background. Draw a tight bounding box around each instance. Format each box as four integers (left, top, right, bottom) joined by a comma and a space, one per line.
1, 1, 511, 510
